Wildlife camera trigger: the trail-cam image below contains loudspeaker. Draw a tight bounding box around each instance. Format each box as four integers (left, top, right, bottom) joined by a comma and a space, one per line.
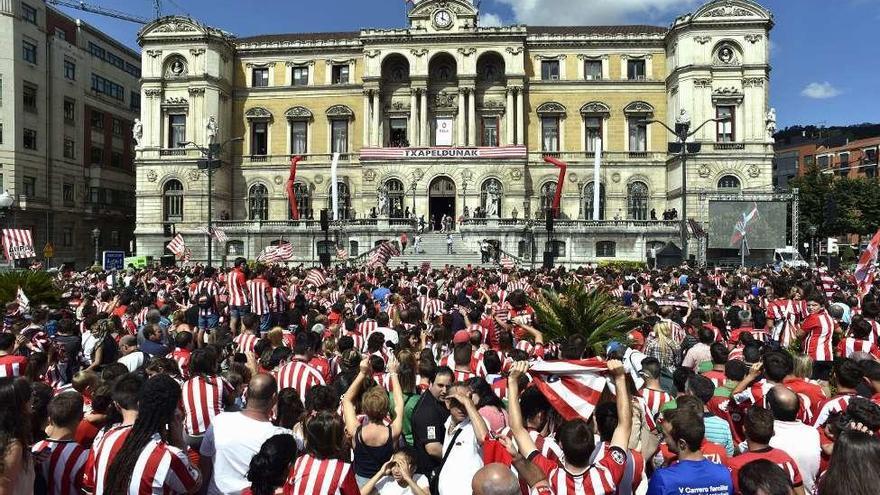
319, 252, 331, 268
160, 254, 176, 267
543, 251, 554, 269
320, 209, 329, 232
545, 212, 554, 232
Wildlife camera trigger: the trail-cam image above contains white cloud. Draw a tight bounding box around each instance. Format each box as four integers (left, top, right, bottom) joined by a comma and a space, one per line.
493, 0, 702, 25
480, 12, 505, 27
801, 82, 841, 99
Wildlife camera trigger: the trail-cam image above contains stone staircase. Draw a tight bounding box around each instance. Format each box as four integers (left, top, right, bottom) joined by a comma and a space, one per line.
386, 232, 496, 269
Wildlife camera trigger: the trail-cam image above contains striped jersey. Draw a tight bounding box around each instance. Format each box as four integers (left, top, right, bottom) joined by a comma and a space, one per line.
226, 268, 250, 307
836, 337, 880, 359
182, 375, 232, 436
31, 438, 89, 495
728, 447, 802, 493
83, 423, 133, 494
802, 310, 835, 361
116, 433, 200, 495
813, 393, 855, 427
192, 279, 220, 316
284, 454, 359, 495
530, 443, 627, 495
0, 354, 27, 378
639, 388, 672, 424
275, 360, 326, 402
247, 277, 271, 315
234, 333, 260, 354
168, 348, 192, 380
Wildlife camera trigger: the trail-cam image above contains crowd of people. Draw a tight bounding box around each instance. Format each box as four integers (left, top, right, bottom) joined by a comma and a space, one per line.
0, 257, 879, 495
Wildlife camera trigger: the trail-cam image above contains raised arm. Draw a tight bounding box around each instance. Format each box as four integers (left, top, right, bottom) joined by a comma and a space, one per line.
607, 359, 633, 450
507, 361, 537, 454
342, 357, 371, 440
388, 355, 405, 441
448, 390, 489, 446
515, 322, 544, 346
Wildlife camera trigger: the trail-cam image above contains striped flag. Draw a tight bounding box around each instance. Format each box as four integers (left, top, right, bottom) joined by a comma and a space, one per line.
198, 226, 229, 243
856, 228, 880, 297
1, 229, 35, 260
336, 246, 348, 260
166, 234, 187, 259
528, 359, 609, 421
730, 202, 759, 247
500, 255, 516, 270
304, 269, 327, 288
368, 241, 400, 268
257, 242, 293, 264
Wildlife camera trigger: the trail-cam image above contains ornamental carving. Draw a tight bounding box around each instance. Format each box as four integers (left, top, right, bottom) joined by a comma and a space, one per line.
285, 106, 313, 119
363, 169, 377, 182
713, 87, 742, 97
388, 101, 409, 112
714, 45, 740, 66
155, 21, 197, 33
534, 54, 566, 61
164, 96, 188, 106
697, 164, 711, 178
314, 175, 324, 185
188, 87, 205, 96
535, 101, 566, 115
144, 89, 163, 98
748, 164, 761, 178
580, 101, 610, 115
693, 78, 712, 88
274, 176, 284, 185
412, 169, 424, 181
457, 47, 476, 57
146, 49, 162, 58
189, 48, 205, 56
745, 34, 763, 44
611, 172, 621, 183
482, 99, 505, 109
187, 169, 201, 182
568, 172, 579, 183
743, 77, 764, 88
245, 107, 272, 119
364, 50, 381, 58
164, 57, 188, 78
505, 47, 524, 55
326, 105, 354, 118
245, 61, 276, 68
694, 35, 711, 45
285, 60, 315, 67
623, 101, 654, 114
145, 169, 158, 182
508, 168, 522, 181
704, 4, 755, 17
434, 91, 457, 108
410, 48, 428, 57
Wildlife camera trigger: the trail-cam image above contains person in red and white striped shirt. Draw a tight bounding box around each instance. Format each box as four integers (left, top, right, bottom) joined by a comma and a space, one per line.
226, 258, 251, 335
32, 392, 89, 495
0, 333, 27, 378
812, 359, 863, 427
797, 295, 838, 382
275, 341, 326, 403
101, 374, 201, 495
168, 330, 193, 380
181, 347, 233, 442
247, 267, 272, 332
234, 315, 261, 354
836, 317, 880, 359
284, 411, 359, 495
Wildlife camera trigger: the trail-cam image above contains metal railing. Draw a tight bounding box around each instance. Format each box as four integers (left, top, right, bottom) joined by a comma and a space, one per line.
460, 218, 679, 229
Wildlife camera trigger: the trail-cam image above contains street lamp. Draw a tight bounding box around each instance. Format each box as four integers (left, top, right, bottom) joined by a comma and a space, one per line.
92, 227, 101, 268
641, 113, 730, 263
808, 224, 818, 265
0, 191, 14, 211
179, 136, 243, 268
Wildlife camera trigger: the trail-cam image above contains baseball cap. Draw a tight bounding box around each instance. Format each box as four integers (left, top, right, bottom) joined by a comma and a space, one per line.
453, 330, 471, 344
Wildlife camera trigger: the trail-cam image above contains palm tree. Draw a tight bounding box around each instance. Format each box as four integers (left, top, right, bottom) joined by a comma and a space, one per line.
0, 270, 60, 307
530, 283, 641, 355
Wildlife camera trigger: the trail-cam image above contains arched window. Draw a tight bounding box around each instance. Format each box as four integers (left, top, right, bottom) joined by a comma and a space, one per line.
627, 181, 649, 220
596, 241, 616, 257
545, 240, 566, 257
163, 179, 184, 222
582, 181, 605, 220
249, 183, 269, 220
540, 181, 557, 219
385, 179, 405, 218
327, 182, 351, 220
289, 182, 312, 220
718, 175, 741, 190
480, 178, 503, 218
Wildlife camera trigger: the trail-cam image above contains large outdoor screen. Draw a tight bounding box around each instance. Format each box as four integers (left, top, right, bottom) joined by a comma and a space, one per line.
708, 201, 787, 250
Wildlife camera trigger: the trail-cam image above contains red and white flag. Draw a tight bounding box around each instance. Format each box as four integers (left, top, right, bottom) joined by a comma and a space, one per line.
166, 234, 187, 259
304, 269, 327, 288
257, 242, 293, 264
856, 228, 880, 297
528, 359, 609, 421
336, 246, 349, 260
730, 203, 759, 247
1, 229, 35, 260
500, 255, 516, 270
368, 241, 400, 268
198, 226, 229, 243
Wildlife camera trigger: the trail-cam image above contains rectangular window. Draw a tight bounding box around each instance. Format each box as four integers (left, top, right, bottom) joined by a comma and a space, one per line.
124, 63, 141, 78
22, 3, 37, 24
91, 73, 124, 101
23, 83, 37, 112
22, 176, 36, 197
839, 152, 849, 167
0, 124, 3, 144
716, 106, 735, 142
90, 146, 103, 165
89, 42, 105, 59
23, 129, 37, 150
112, 118, 123, 137
331, 120, 348, 154
541, 60, 560, 81
584, 60, 602, 80
331, 64, 350, 84
541, 117, 560, 152
290, 121, 308, 155
22, 40, 37, 64
63, 59, 76, 80
628, 117, 647, 151
130, 92, 140, 111
585, 117, 602, 152
111, 151, 122, 167
54, 27, 66, 41
252, 68, 269, 87
62, 183, 74, 204
168, 114, 186, 148
817, 155, 828, 168
63, 138, 75, 159
389, 118, 408, 147
627, 59, 646, 80
866, 148, 878, 164
62, 228, 73, 247
91, 110, 104, 129
481, 117, 499, 147
292, 66, 309, 86
251, 122, 268, 155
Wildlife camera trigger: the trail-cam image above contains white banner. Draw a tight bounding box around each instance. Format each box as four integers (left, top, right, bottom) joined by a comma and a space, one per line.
435, 118, 453, 146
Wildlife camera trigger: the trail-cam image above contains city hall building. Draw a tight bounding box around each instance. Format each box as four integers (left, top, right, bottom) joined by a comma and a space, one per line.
134, 0, 776, 265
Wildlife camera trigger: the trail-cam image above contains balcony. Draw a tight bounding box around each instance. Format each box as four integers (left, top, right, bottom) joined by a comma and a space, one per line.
526, 151, 666, 163
360, 145, 527, 161
159, 148, 188, 157
240, 153, 352, 165
628, 151, 649, 159
460, 217, 680, 233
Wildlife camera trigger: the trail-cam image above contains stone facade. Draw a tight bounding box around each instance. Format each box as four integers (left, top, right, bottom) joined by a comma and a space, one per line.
134, 0, 775, 265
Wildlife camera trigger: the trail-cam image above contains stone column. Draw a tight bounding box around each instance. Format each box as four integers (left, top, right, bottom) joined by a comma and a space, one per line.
515, 87, 524, 146
420, 90, 428, 146
468, 88, 477, 146
362, 90, 371, 148
506, 87, 515, 146
457, 89, 466, 146
409, 89, 418, 147
371, 90, 381, 147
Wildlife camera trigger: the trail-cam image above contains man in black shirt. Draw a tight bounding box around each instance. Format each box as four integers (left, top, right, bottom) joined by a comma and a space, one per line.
412, 366, 452, 477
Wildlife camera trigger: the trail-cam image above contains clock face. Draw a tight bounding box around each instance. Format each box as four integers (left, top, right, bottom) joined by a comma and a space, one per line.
433, 10, 452, 28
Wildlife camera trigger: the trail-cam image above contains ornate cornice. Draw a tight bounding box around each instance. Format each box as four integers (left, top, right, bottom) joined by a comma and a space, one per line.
365, 49, 381, 58
694, 35, 712, 45
144, 88, 163, 98
145, 49, 162, 58
285, 106, 313, 119
623, 101, 654, 114
580, 101, 610, 115
245, 61, 277, 68
743, 77, 764, 87
410, 48, 429, 57
535, 101, 566, 115
187, 87, 205, 96
245, 106, 273, 119
285, 60, 315, 67
457, 47, 477, 57
189, 48, 205, 56
745, 34, 763, 44
505, 46, 524, 55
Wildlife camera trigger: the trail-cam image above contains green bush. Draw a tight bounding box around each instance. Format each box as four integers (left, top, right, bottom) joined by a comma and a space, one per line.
839, 245, 856, 264
597, 260, 647, 271
0, 270, 61, 307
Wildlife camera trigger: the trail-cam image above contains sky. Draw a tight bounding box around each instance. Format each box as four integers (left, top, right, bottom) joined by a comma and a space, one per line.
56, 0, 880, 129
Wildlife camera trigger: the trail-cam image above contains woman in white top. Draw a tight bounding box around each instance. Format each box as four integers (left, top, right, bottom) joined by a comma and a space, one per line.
0, 377, 36, 495
359, 449, 429, 495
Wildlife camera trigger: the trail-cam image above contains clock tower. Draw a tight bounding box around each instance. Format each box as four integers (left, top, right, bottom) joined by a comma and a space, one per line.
408, 0, 479, 33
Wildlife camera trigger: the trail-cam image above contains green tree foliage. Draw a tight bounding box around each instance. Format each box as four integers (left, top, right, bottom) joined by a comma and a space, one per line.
790, 167, 880, 241
529, 284, 641, 355
0, 270, 60, 307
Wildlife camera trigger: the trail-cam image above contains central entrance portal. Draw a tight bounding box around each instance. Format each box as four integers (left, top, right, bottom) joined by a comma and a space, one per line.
428, 176, 456, 230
